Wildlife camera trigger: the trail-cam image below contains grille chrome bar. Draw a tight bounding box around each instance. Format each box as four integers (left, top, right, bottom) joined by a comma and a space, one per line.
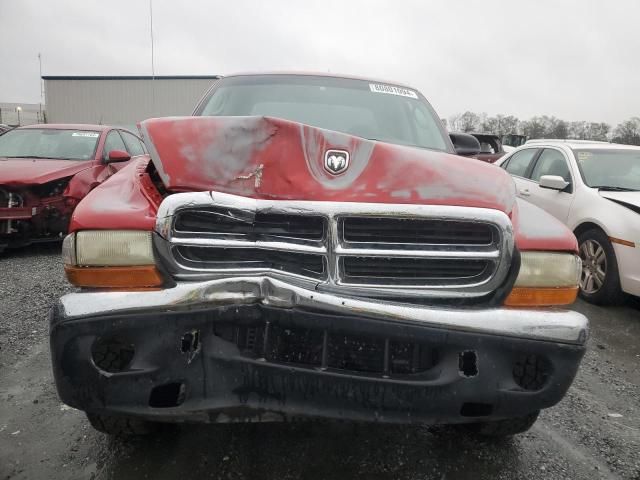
333, 245, 500, 259
155, 191, 514, 299
168, 237, 328, 254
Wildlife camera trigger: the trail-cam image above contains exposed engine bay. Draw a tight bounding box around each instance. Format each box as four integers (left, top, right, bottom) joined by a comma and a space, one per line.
0, 179, 76, 250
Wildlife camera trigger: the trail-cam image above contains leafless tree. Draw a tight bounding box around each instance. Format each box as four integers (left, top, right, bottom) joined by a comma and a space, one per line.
449, 111, 481, 132
612, 117, 640, 145
449, 110, 640, 145
521, 117, 547, 139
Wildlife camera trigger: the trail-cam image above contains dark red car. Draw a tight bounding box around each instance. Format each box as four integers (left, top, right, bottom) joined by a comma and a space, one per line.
470, 133, 507, 163
0, 124, 146, 252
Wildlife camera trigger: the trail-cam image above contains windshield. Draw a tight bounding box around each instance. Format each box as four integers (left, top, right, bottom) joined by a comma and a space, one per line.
196, 75, 450, 152
0, 128, 100, 160
574, 148, 640, 190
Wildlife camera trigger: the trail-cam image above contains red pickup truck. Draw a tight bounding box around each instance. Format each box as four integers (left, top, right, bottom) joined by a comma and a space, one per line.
51, 73, 588, 438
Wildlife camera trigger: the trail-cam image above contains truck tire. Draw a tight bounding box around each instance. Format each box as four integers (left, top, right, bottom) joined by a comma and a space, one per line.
86, 412, 157, 436
465, 411, 539, 437
577, 228, 623, 305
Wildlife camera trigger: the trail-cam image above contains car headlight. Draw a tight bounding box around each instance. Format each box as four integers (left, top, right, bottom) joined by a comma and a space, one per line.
505, 252, 581, 307
63, 230, 163, 288
35, 177, 71, 198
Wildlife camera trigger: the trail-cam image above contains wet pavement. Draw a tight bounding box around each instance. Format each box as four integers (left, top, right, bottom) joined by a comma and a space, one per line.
1, 246, 639, 480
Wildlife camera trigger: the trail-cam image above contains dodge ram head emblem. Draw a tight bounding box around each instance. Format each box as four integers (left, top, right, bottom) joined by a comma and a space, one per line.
324, 149, 350, 175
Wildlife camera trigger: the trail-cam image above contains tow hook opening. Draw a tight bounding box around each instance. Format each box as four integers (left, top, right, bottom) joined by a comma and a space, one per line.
149, 382, 186, 408
459, 350, 478, 378
181, 330, 201, 362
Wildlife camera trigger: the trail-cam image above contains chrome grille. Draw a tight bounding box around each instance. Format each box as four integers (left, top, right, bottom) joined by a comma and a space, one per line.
175, 210, 325, 242
342, 217, 495, 246
340, 256, 491, 286
174, 245, 326, 279
155, 191, 514, 299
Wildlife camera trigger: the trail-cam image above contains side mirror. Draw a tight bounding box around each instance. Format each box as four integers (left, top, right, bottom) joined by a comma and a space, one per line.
106, 149, 131, 163
539, 175, 570, 191
449, 132, 481, 157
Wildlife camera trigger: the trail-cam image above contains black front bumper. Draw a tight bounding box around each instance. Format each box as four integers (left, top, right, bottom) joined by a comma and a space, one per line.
50, 301, 586, 425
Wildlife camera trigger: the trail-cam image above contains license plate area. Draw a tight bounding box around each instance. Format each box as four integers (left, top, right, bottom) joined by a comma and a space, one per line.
214, 321, 439, 378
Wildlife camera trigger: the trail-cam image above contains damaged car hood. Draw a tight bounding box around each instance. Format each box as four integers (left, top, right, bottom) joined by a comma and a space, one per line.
140, 116, 517, 213
599, 191, 640, 212
0, 158, 90, 186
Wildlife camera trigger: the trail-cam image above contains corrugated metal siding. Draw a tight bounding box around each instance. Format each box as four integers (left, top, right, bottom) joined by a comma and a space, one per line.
44, 78, 217, 127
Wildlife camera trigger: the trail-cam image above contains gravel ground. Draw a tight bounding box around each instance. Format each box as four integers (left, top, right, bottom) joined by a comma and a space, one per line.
0, 247, 639, 480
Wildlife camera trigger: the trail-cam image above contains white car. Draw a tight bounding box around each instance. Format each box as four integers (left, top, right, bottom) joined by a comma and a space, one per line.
495, 140, 640, 304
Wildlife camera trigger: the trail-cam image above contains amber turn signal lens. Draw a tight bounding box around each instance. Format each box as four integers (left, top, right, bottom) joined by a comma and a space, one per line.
64, 265, 164, 288
504, 287, 578, 307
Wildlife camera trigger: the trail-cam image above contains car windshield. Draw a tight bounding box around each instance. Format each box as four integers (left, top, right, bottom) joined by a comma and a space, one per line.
0, 128, 100, 160
196, 75, 450, 152
574, 148, 640, 190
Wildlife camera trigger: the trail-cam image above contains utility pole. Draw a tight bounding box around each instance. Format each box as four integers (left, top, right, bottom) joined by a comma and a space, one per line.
38, 53, 44, 101
149, 0, 156, 116
38, 53, 44, 123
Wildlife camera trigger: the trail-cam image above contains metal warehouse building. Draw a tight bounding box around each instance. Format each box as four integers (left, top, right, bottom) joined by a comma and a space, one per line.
42, 75, 219, 128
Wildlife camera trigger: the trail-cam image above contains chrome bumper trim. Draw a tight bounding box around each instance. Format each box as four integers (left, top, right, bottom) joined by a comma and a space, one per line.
58, 278, 588, 345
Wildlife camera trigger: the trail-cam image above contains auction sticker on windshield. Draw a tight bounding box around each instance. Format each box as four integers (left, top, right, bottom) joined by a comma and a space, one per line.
72, 132, 100, 138
576, 151, 592, 162
369, 83, 418, 99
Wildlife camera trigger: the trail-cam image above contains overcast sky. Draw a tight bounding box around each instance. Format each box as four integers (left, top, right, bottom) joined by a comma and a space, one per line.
1, 0, 639, 125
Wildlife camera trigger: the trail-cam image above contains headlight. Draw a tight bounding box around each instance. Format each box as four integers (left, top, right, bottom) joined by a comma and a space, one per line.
505, 252, 581, 307
514, 252, 581, 287
74, 230, 155, 266
63, 230, 163, 288
35, 177, 71, 197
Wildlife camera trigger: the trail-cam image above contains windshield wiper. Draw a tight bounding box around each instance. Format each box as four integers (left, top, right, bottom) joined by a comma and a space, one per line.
593, 186, 639, 192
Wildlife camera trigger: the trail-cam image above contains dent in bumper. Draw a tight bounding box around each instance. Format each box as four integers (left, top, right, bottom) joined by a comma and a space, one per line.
50, 277, 589, 424
55, 277, 589, 345
50, 303, 586, 424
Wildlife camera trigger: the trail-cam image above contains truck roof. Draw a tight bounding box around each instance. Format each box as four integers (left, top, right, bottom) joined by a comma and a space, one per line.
220, 71, 417, 90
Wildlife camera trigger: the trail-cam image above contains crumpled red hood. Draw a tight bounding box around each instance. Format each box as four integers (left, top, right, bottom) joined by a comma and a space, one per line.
139, 116, 516, 214
0, 158, 90, 186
